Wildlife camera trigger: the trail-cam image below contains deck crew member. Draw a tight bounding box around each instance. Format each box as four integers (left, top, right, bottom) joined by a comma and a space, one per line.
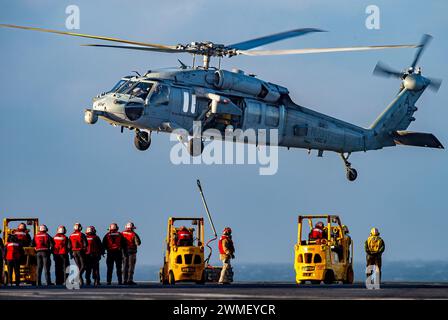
5, 235, 23, 286
122, 222, 141, 285
33, 224, 54, 286
103, 223, 125, 285
85, 226, 103, 286
13, 223, 32, 247
53, 225, 70, 285
176, 226, 193, 246
69, 222, 88, 286
365, 227, 385, 284
218, 227, 235, 284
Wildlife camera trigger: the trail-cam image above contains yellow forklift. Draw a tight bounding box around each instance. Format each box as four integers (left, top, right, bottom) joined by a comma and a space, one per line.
294, 215, 354, 285
159, 180, 229, 285
159, 217, 206, 284
2, 218, 39, 285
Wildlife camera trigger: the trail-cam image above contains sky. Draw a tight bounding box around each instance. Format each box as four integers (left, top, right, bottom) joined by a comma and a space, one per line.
0, 0, 447, 267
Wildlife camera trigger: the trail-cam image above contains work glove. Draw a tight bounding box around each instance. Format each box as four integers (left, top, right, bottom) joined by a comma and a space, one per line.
231, 254, 235, 259
69, 253, 74, 260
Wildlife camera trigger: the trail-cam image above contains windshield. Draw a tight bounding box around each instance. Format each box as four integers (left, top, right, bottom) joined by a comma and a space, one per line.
109, 79, 128, 93
116, 80, 137, 94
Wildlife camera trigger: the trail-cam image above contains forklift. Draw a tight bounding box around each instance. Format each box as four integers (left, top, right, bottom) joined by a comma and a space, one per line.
294, 214, 354, 285
159, 217, 206, 284
2, 218, 39, 285
159, 180, 231, 285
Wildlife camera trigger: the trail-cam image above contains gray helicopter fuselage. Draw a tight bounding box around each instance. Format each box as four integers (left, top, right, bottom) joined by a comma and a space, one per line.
86, 68, 432, 154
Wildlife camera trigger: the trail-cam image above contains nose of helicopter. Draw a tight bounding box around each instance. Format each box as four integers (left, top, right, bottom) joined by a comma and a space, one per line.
89, 95, 144, 122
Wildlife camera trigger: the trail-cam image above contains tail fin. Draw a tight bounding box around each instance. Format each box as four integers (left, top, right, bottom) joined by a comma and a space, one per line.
369, 88, 424, 134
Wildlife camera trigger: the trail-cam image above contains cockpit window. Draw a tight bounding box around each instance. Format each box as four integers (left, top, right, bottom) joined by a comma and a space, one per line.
128, 82, 153, 100
149, 84, 170, 105
109, 79, 127, 93
116, 80, 137, 94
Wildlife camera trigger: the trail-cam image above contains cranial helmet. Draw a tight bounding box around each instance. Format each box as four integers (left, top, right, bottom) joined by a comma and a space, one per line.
370, 227, 379, 236
109, 223, 118, 231
39, 225, 48, 232
74, 223, 82, 231
86, 226, 96, 234
57, 226, 66, 234
18, 223, 27, 231
315, 221, 324, 229
125, 222, 135, 230
223, 227, 232, 235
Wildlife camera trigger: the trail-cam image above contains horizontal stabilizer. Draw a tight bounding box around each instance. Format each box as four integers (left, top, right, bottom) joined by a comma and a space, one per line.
393, 131, 444, 149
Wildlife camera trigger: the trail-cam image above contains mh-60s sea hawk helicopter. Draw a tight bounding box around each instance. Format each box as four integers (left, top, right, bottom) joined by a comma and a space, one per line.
0, 24, 443, 181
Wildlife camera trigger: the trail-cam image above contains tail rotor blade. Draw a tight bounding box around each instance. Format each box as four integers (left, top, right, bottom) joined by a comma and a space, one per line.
427, 77, 442, 92
411, 34, 433, 68
373, 61, 402, 78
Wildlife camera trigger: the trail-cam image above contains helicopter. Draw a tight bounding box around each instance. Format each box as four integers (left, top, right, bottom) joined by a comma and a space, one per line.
0, 24, 443, 181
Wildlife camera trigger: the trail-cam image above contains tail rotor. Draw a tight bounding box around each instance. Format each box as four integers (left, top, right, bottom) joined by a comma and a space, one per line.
373, 34, 442, 92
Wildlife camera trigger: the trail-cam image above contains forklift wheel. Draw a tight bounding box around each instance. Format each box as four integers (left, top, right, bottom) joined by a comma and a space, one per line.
310, 280, 321, 285
323, 270, 335, 284
160, 273, 168, 285
168, 271, 176, 285
343, 266, 354, 284
196, 272, 206, 285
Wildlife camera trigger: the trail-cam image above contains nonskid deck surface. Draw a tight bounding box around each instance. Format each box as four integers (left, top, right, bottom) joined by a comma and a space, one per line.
0, 282, 447, 300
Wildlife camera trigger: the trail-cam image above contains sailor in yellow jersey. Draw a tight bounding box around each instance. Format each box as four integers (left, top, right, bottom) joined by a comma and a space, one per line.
364, 228, 385, 283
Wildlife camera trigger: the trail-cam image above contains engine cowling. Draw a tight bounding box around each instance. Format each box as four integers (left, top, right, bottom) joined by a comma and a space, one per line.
213, 70, 284, 102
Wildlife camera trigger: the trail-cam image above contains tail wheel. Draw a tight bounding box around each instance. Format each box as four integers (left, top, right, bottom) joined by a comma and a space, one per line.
323, 270, 335, 284
168, 271, 176, 285
343, 266, 354, 284
188, 138, 204, 157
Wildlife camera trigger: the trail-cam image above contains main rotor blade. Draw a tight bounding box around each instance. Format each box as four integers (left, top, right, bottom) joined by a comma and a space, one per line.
228, 28, 325, 50
82, 44, 187, 54
0, 23, 176, 49
373, 61, 402, 78
237, 44, 419, 56
410, 34, 432, 69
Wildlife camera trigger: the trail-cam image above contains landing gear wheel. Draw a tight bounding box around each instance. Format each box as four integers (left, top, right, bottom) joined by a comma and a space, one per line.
168, 271, 176, 285
346, 168, 358, 182
340, 153, 358, 182
134, 131, 151, 151
188, 137, 204, 157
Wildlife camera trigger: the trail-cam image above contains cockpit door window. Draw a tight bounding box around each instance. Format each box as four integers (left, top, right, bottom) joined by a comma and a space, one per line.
148, 84, 170, 105
122, 81, 153, 100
